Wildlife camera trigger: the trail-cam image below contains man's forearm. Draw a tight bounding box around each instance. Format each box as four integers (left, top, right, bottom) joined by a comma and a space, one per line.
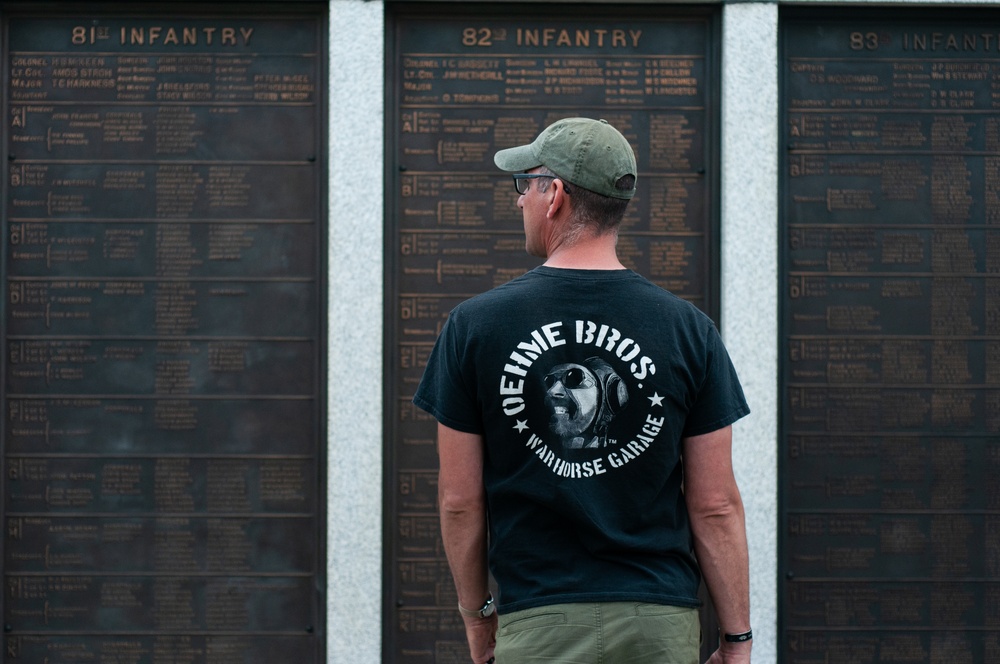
682, 426, 752, 659
436, 424, 491, 608
689, 497, 751, 635
437, 424, 497, 664
440, 498, 490, 608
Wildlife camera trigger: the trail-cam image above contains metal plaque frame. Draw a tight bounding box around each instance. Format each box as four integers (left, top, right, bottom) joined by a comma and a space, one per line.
781, 8, 1000, 662
385, 4, 722, 662
0, 3, 329, 662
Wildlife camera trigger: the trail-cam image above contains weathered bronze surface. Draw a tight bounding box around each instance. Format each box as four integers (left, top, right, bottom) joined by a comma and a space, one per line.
388, 8, 720, 662
782, 11, 1000, 663
3, 11, 324, 662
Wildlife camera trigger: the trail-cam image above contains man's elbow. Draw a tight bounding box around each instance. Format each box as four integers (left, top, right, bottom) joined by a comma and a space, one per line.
687, 490, 745, 522
438, 487, 485, 517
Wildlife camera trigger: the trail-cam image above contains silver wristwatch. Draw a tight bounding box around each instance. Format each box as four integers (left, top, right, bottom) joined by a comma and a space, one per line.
458, 593, 496, 619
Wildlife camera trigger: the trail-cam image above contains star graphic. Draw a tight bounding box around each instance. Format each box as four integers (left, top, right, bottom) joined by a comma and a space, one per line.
647, 392, 664, 407
513, 420, 529, 433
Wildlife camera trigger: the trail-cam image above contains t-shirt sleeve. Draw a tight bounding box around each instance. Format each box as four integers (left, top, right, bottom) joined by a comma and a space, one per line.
411, 311, 484, 434
681, 324, 750, 437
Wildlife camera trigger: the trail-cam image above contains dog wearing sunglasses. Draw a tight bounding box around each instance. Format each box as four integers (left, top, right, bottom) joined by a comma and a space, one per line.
543, 356, 629, 449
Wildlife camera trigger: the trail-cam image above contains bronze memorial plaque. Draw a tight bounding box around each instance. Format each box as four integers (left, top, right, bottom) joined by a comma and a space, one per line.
388, 7, 719, 662
2, 8, 325, 663
782, 10, 1000, 663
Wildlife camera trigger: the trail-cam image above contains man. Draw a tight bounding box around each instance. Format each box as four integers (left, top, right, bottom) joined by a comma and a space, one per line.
413, 117, 752, 664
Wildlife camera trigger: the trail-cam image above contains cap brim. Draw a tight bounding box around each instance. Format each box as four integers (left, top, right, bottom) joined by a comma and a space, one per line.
494, 144, 541, 172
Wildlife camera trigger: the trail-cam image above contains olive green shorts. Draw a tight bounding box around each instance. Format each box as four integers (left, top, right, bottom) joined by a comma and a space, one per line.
494, 601, 700, 664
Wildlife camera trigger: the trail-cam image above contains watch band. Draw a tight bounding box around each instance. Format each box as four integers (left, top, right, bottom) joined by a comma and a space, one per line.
458, 593, 495, 619
723, 629, 753, 643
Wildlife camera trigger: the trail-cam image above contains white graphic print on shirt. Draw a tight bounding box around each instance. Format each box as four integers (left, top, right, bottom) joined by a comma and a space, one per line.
498, 319, 666, 477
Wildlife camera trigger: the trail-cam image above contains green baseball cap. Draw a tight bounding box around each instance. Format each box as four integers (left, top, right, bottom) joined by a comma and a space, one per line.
494, 117, 637, 199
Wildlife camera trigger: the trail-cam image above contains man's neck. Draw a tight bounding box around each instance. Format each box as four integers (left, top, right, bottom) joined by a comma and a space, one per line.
542, 233, 624, 270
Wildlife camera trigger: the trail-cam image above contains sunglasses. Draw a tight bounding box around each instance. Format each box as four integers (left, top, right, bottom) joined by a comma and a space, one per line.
544, 367, 595, 390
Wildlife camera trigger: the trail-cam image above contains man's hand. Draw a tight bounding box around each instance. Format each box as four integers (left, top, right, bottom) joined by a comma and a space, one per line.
462, 613, 498, 664
704, 641, 751, 664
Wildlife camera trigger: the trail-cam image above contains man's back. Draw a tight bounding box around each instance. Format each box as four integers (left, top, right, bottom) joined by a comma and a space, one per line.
415, 265, 748, 613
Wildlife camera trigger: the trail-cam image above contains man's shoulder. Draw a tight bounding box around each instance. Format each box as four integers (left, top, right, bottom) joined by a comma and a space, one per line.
450, 267, 709, 326
454, 268, 545, 310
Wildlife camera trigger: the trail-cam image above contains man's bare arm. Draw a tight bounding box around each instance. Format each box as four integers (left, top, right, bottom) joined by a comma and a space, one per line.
683, 425, 752, 663
437, 423, 496, 663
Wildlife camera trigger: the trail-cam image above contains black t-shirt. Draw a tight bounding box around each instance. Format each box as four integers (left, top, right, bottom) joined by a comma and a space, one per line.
414, 266, 750, 613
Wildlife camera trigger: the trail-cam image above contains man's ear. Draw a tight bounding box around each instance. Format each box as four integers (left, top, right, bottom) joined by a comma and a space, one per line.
546, 179, 569, 219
